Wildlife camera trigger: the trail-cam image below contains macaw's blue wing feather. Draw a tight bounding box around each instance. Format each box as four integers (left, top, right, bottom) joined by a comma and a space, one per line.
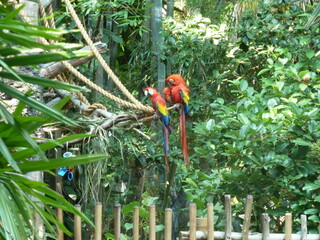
163, 125, 170, 171
180, 89, 190, 115
157, 102, 171, 133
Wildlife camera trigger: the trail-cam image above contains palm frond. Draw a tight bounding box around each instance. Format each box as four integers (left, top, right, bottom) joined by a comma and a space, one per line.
305, 3, 320, 29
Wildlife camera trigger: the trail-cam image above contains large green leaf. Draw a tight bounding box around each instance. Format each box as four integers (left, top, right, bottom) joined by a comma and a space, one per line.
0, 154, 108, 173
0, 47, 21, 57
2, 51, 92, 66
2, 172, 93, 237
0, 59, 24, 82
305, 3, 320, 29
0, 21, 62, 40
0, 31, 53, 49
0, 183, 29, 240
0, 134, 95, 162
0, 82, 77, 126
0, 72, 88, 92
0, 103, 47, 162
0, 138, 20, 172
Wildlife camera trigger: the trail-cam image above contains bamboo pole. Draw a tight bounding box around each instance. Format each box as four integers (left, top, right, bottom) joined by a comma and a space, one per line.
133, 206, 139, 240
207, 203, 214, 240
301, 215, 307, 240
285, 213, 292, 240
262, 213, 270, 240
189, 203, 197, 240
114, 203, 121, 240
56, 207, 64, 240
56, 183, 64, 240
225, 195, 232, 240
197, 218, 207, 231
74, 204, 82, 240
149, 205, 156, 240
55, 131, 63, 240
164, 208, 172, 240
95, 202, 102, 240
242, 195, 253, 240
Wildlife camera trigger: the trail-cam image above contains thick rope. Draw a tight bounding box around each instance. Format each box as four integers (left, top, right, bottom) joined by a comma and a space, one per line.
41, 2, 154, 113
20, 3, 154, 113
61, 60, 153, 111
56, 74, 91, 105
39, 3, 91, 106
40, 4, 153, 113
39, 29, 151, 111
63, 0, 151, 111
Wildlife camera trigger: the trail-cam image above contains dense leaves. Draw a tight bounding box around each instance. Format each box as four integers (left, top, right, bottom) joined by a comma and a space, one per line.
40, 0, 320, 238
184, 1, 320, 232
0, 2, 107, 239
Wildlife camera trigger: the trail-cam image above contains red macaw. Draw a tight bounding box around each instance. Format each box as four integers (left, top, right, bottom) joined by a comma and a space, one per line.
144, 87, 171, 170
165, 74, 190, 169
162, 86, 172, 103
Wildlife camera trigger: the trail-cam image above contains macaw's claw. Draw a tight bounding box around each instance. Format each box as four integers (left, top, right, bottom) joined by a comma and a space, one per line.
153, 113, 160, 120
173, 103, 182, 110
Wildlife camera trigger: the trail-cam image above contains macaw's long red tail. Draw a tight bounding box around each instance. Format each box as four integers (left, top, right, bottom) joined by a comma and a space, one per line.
163, 125, 170, 171
179, 109, 189, 169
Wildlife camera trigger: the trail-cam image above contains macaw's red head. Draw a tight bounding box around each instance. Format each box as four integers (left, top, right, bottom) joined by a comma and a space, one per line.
166, 74, 186, 86
144, 87, 158, 97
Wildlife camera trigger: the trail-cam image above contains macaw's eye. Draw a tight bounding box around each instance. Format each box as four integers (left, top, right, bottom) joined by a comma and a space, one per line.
169, 79, 174, 84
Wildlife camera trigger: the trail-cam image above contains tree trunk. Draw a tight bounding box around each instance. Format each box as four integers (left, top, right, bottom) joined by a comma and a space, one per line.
167, 0, 174, 18
107, 20, 120, 91
166, 0, 174, 76
151, 0, 166, 91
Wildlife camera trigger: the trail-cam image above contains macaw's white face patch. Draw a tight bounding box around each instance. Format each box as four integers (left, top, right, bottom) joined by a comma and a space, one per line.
144, 88, 154, 96
168, 79, 174, 85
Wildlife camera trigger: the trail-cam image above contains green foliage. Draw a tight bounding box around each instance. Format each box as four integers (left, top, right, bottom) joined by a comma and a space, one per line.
0, 2, 108, 239
51, 0, 320, 236
182, 1, 320, 233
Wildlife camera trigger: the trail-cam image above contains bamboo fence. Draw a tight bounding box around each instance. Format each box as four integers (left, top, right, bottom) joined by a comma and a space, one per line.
59, 195, 320, 240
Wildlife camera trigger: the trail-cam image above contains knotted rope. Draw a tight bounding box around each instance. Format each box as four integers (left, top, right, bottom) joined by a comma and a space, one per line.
62, 0, 154, 113
38, 3, 154, 113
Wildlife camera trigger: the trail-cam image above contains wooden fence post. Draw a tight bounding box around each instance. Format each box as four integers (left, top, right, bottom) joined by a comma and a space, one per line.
164, 208, 172, 240
285, 213, 292, 240
262, 213, 270, 240
242, 195, 253, 240
56, 181, 64, 240
301, 215, 307, 240
56, 207, 64, 240
74, 204, 82, 240
149, 205, 156, 240
114, 203, 121, 240
95, 202, 102, 240
225, 195, 232, 240
207, 203, 214, 240
133, 206, 139, 240
189, 203, 197, 240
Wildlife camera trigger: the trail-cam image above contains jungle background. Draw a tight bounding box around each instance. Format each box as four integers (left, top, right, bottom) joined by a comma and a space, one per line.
0, 0, 320, 239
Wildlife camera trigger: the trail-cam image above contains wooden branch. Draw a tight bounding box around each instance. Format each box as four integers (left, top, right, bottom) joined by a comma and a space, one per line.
55, 89, 116, 118
40, 42, 108, 79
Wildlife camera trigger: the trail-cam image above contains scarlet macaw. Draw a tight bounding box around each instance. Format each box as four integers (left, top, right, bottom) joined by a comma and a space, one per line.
144, 87, 171, 170
162, 86, 172, 103
165, 74, 190, 168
